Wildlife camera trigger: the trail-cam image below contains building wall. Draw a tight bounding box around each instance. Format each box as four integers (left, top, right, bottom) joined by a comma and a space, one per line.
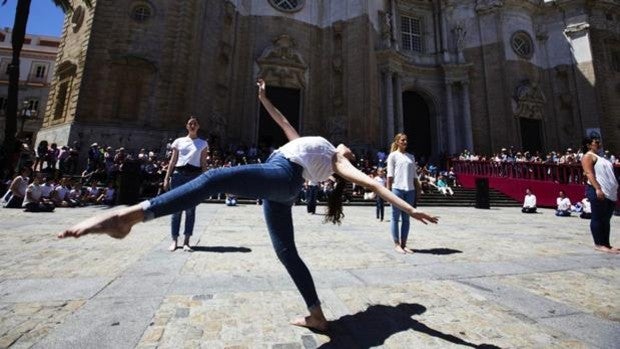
37, 0, 619, 162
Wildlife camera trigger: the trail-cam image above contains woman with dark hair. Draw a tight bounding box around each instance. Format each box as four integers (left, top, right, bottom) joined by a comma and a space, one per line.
581, 137, 619, 254
163, 116, 209, 252
58, 79, 438, 332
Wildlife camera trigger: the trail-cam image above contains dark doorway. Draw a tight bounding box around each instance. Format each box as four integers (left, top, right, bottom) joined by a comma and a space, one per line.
402, 91, 432, 163
258, 86, 300, 148
520, 118, 543, 153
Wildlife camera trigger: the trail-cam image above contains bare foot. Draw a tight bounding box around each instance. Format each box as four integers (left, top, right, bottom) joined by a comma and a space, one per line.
290, 315, 328, 332
182, 244, 194, 252
169, 241, 178, 252
402, 247, 414, 254
57, 206, 143, 240
594, 245, 620, 254
394, 245, 406, 254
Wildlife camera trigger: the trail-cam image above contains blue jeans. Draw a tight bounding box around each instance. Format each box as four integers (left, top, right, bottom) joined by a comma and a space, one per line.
306, 185, 318, 213
144, 153, 321, 309
170, 170, 201, 238
391, 188, 415, 244
376, 197, 384, 220
586, 185, 615, 247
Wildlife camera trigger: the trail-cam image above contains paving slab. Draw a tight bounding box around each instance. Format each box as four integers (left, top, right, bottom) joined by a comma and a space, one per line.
0, 204, 618, 348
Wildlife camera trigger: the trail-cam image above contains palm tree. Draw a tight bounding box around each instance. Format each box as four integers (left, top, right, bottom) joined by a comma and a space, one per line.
0, 0, 91, 178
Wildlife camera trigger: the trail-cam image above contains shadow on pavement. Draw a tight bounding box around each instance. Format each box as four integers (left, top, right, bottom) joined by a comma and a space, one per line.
191, 246, 252, 253
412, 248, 463, 255
316, 303, 501, 349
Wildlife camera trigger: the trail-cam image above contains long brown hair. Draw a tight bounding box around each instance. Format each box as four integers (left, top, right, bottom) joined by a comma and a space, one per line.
325, 174, 347, 224
390, 133, 407, 152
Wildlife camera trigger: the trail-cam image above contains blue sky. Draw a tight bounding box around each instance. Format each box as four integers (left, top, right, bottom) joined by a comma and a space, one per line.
0, 0, 65, 37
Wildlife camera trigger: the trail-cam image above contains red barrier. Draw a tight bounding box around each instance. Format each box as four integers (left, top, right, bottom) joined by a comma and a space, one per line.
453, 160, 620, 208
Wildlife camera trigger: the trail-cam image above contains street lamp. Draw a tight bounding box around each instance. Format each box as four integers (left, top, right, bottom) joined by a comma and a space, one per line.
19, 100, 31, 136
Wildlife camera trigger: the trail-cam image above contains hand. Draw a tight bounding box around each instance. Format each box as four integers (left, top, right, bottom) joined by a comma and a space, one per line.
410, 211, 439, 225
595, 188, 605, 200
256, 78, 266, 98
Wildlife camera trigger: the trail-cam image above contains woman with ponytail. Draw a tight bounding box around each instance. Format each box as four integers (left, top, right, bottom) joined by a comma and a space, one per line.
58, 79, 438, 332
386, 133, 419, 254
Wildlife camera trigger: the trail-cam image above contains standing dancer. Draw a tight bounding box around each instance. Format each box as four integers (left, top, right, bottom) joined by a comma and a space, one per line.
386, 133, 420, 254
163, 117, 209, 252
58, 80, 438, 331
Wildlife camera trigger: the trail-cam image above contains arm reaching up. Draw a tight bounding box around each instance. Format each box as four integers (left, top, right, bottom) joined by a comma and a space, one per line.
257, 79, 300, 142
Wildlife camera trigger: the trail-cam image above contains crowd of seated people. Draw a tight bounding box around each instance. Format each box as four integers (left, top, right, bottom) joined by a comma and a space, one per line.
457, 146, 618, 165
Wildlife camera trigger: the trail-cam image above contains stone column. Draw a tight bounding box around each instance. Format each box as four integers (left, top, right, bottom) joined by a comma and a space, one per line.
462, 81, 474, 151
384, 71, 395, 140
394, 73, 404, 133
390, 0, 399, 50
445, 81, 456, 154
440, 1, 450, 63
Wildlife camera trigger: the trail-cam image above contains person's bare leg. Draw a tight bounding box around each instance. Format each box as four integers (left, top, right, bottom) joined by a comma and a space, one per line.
290, 305, 328, 332
57, 205, 144, 240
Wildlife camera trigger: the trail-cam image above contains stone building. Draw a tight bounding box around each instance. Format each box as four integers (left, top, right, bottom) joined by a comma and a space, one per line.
37, 0, 620, 162
0, 28, 60, 143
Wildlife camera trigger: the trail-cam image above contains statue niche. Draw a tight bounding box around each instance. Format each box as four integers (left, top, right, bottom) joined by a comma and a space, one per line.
256, 35, 307, 89
512, 79, 546, 120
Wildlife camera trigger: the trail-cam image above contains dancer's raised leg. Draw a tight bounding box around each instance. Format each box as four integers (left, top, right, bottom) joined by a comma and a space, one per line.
58, 205, 144, 239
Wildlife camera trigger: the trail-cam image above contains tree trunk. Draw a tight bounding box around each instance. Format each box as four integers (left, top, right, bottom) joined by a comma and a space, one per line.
2, 0, 31, 177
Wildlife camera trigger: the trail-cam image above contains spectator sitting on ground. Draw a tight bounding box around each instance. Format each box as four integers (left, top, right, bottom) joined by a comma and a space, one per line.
96, 182, 116, 206
521, 188, 537, 213
85, 182, 101, 204
40, 176, 56, 200
51, 177, 72, 207
555, 190, 571, 217
23, 173, 55, 212
2, 166, 31, 208
580, 197, 592, 219
68, 182, 84, 207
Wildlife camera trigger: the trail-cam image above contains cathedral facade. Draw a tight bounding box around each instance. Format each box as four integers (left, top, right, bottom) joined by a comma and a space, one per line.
37, 0, 620, 161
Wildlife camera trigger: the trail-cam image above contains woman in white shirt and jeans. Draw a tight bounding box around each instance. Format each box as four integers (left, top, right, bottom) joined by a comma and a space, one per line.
58, 80, 438, 332
163, 117, 209, 252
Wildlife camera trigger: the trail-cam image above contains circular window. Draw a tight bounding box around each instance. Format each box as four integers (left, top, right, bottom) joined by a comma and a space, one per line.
268, 0, 304, 13
511, 31, 534, 59
71, 6, 85, 33
131, 4, 153, 23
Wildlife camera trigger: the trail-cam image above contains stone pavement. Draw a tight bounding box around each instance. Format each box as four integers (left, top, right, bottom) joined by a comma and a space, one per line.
0, 203, 618, 349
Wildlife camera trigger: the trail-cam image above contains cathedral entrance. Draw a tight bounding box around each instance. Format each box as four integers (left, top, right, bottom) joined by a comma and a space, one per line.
258, 86, 301, 148
402, 91, 432, 163
519, 118, 543, 153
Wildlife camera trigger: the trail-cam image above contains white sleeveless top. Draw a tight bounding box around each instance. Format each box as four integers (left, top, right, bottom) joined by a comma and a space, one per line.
591, 153, 618, 202
172, 136, 208, 167
276, 137, 336, 182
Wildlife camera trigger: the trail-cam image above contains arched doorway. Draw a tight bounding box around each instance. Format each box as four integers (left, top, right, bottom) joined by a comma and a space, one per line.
258, 86, 301, 148
402, 91, 432, 164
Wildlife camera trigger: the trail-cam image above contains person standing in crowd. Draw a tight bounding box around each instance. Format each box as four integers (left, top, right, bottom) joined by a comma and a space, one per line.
521, 188, 537, 213
163, 116, 209, 252
386, 133, 420, 254
375, 168, 386, 221
306, 180, 318, 214
555, 190, 572, 217
581, 137, 619, 254
58, 79, 438, 332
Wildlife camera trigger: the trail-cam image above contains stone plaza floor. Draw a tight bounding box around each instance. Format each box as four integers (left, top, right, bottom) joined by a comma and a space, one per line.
0, 203, 618, 348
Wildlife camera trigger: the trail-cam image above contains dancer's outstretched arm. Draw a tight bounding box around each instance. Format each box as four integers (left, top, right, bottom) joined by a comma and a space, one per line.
333, 153, 439, 225
257, 79, 300, 141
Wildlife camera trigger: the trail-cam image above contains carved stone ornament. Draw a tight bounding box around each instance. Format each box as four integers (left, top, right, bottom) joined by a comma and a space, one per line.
512, 80, 546, 120
257, 35, 307, 88
475, 0, 504, 13
564, 22, 590, 38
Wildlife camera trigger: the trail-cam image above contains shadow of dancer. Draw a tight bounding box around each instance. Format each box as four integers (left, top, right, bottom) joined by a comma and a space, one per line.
190, 246, 252, 253
317, 303, 501, 349
412, 248, 462, 255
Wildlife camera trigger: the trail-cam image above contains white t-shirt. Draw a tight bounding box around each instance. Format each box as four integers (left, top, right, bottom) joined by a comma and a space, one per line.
40, 184, 55, 198
581, 198, 592, 214
54, 185, 69, 201
276, 137, 337, 182
23, 183, 43, 206
172, 136, 208, 167
556, 197, 571, 211
386, 151, 417, 191
523, 194, 537, 208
